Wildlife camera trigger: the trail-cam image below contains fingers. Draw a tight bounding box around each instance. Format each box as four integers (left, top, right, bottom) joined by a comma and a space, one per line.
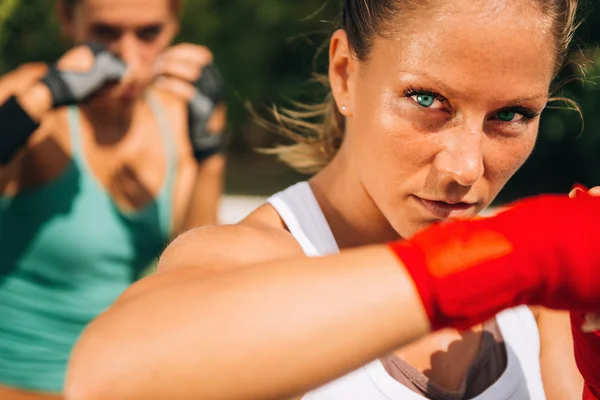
570, 184, 600, 334
569, 187, 585, 199
161, 43, 213, 66
582, 312, 600, 333
155, 76, 197, 100
155, 44, 214, 83
568, 184, 600, 199
56, 44, 96, 73
155, 58, 202, 83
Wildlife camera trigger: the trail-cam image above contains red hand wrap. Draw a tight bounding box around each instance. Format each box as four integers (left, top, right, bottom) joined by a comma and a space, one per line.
388, 194, 600, 331
571, 312, 600, 400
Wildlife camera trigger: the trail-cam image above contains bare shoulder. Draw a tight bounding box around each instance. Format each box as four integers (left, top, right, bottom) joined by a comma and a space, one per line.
158, 203, 305, 273
0, 62, 48, 103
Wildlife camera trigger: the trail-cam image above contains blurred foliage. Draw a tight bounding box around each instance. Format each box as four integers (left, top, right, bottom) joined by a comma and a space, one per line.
1, 0, 600, 201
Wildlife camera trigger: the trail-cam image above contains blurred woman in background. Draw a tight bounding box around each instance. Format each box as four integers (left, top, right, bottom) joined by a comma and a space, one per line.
0, 0, 226, 398
66, 0, 600, 399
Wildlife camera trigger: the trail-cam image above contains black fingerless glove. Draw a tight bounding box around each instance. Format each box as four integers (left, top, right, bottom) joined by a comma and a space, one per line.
41, 42, 126, 108
187, 63, 226, 162
0, 96, 39, 164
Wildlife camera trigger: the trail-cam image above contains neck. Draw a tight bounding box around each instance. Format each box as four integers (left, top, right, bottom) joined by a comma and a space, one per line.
310, 147, 400, 249
81, 94, 142, 145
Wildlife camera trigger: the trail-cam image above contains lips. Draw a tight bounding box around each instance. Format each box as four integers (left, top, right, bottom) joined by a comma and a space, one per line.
413, 196, 477, 219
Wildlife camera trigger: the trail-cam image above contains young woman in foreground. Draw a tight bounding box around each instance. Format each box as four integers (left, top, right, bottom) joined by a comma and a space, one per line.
67, 0, 600, 399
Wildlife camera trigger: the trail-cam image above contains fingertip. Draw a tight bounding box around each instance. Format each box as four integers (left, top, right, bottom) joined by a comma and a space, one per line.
570, 183, 591, 198
153, 60, 164, 75
154, 76, 168, 87
582, 323, 595, 333
568, 189, 578, 199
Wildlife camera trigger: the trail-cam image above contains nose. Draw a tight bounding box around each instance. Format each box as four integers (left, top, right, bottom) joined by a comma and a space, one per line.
434, 126, 485, 187
112, 32, 142, 70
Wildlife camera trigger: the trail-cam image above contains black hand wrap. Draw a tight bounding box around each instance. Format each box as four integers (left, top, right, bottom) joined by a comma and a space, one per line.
0, 96, 40, 164
188, 63, 226, 162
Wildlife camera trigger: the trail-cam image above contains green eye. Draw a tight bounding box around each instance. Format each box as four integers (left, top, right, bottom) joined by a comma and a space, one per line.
497, 111, 516, 122
416, 94, 435, 108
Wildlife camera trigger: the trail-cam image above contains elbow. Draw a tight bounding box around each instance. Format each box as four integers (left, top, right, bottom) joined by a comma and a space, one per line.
65, 361, 131, 400
64, 372, 103, 400
64, 282, 155, 400
64, 326, 120, 400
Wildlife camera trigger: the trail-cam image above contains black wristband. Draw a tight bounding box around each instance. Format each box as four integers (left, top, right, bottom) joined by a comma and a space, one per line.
193, 139, 226, 163
0, 96, 40, 164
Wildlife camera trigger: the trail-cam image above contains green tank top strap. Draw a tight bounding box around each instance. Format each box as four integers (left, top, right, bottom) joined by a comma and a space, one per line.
146, 93, 176, 238
66, 105, 85, 166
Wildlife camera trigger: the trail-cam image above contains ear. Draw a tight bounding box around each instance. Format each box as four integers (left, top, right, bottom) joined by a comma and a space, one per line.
55, 1, 75, 38
329, 29, 358, 117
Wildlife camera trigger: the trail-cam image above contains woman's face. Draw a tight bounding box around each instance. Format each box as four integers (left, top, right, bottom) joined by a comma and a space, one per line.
331, 1, 556, 238
61, 0, 178, 100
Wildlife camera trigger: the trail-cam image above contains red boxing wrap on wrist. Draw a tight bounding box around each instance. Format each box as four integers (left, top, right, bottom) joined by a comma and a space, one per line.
571, 312, 600, 400
388, 194, 600, 331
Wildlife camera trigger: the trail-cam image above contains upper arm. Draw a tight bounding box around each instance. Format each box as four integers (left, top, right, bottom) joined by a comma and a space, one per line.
158, 221, 305, 275
538, 308, 584, 400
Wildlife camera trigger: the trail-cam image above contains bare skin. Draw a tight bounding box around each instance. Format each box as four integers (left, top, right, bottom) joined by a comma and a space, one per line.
66, 1, 583, 399
0, 0, 224, 398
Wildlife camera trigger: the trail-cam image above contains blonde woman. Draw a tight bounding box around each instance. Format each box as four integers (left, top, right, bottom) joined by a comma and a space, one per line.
68, 1, 599, 399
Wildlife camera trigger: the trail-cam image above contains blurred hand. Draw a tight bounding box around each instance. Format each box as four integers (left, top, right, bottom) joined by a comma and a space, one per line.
41, 42, 126, 108
155, 43, 226, 161
154, 43, 214, 100
570, 184, 600, 333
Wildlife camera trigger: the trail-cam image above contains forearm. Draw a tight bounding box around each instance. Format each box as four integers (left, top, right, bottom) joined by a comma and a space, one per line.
182, 154, 225, 231
66, 246, 430, 400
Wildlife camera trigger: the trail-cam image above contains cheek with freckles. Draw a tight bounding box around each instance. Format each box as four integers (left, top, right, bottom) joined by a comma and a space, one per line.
352, 87, 441, 196
481, 128, 538, 203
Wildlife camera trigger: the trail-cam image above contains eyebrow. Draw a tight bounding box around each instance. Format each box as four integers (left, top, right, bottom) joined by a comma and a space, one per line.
91, 21, 164, 30
399, 71, 549, 103
507, 94, 549, 102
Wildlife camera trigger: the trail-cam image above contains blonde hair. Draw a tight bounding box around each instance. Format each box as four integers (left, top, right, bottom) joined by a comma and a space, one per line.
265, 0, 585, 174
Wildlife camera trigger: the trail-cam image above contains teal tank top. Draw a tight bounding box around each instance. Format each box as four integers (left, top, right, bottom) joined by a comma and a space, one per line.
0, 96, 176, 393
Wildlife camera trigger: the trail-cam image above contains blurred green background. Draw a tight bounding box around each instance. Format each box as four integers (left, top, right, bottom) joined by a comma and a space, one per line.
1, 0, 600, 203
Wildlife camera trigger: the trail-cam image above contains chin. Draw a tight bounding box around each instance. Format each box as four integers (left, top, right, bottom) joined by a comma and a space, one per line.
389, 217, 426, 240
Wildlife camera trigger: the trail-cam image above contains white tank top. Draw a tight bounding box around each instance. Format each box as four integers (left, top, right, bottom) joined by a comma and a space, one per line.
267, 182, 546, 400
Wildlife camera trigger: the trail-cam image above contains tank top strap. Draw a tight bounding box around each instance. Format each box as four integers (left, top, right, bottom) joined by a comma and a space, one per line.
267, 182, 339, 257
146, 93, 176, 238
66, 105, 86, 166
